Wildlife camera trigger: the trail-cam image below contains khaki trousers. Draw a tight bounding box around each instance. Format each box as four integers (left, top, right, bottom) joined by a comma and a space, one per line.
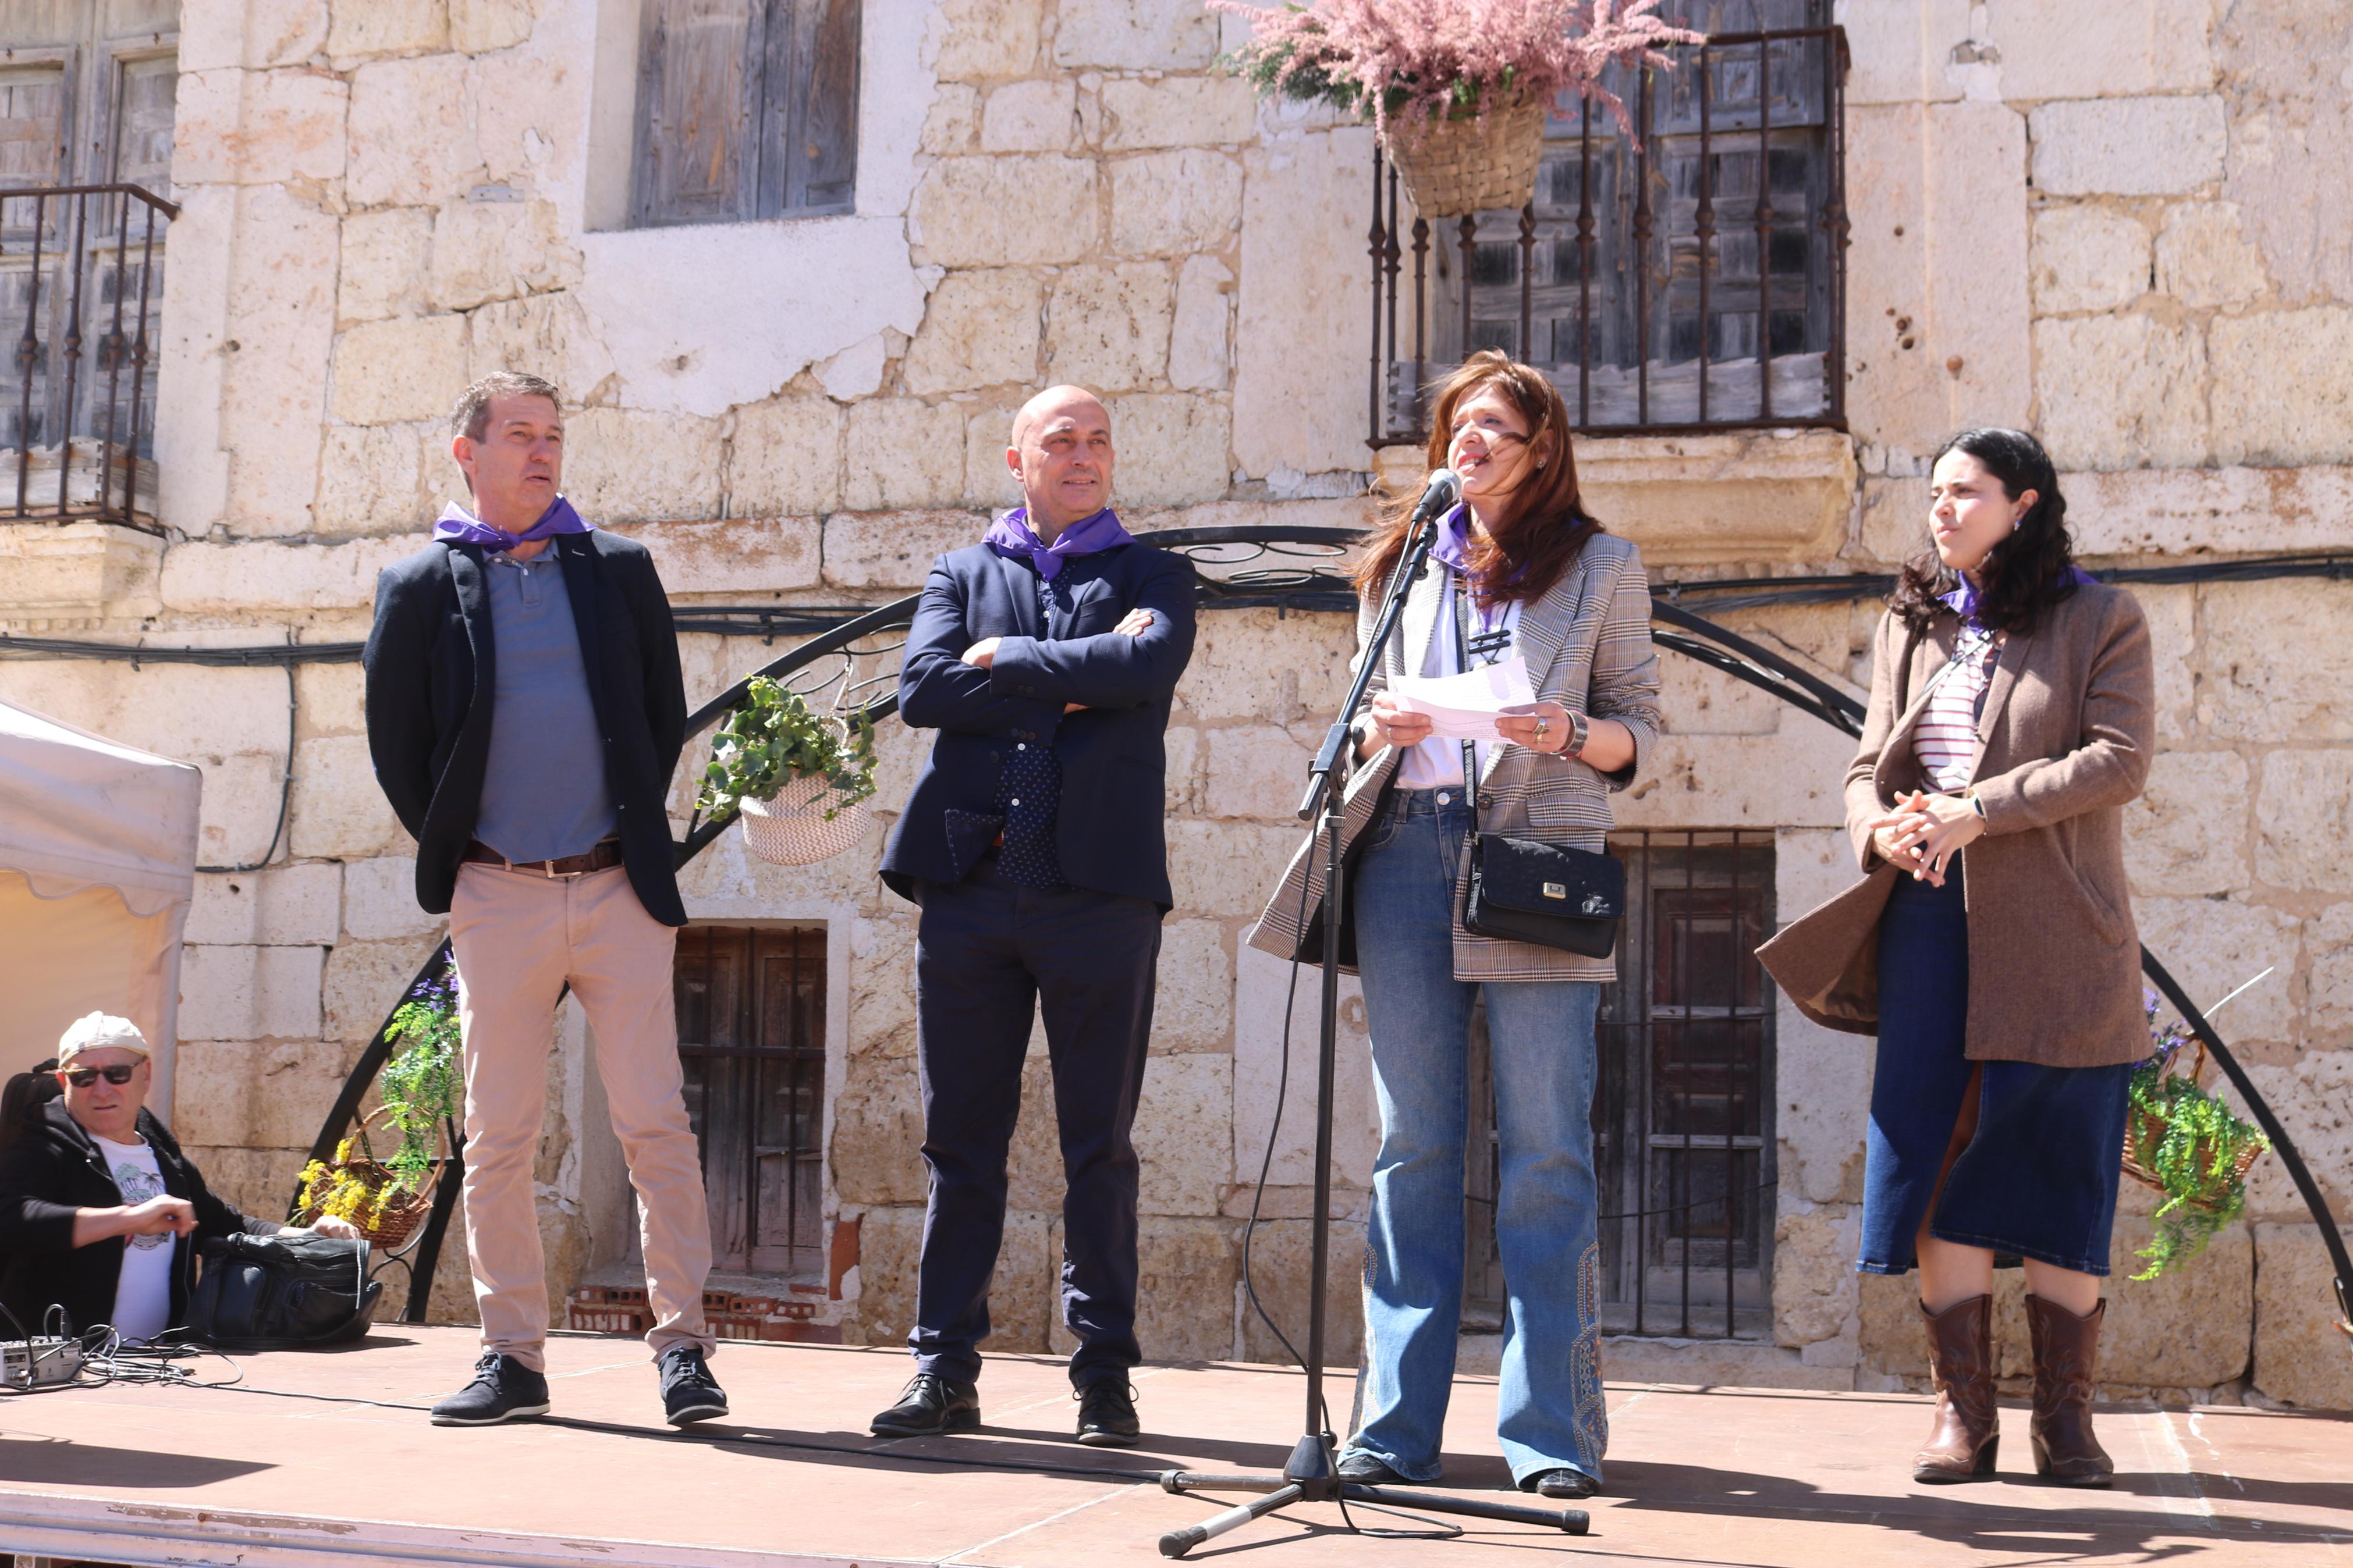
448, 862, 714, 1370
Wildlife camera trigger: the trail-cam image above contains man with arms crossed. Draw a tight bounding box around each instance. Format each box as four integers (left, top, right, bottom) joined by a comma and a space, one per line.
364, 372, 723, 1427
874, 386, 1196, 1445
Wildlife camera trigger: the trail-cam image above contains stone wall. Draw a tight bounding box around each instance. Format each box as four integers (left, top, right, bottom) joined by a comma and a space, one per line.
0, 0, 2345, 1409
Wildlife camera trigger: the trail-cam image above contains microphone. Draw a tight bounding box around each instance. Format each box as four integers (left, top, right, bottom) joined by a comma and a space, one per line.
1408, 467, 1461, 529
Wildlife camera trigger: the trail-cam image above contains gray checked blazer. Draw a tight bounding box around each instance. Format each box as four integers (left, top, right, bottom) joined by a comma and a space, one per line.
1247, 529, 1662, 983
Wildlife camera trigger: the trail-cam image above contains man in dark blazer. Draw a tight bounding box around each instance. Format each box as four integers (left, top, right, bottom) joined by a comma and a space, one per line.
872, 385, 1196, 1446
363, 371, 724, 1431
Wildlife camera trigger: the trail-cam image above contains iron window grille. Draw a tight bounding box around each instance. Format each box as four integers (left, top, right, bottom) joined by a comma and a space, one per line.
1369, 5, 1847, 445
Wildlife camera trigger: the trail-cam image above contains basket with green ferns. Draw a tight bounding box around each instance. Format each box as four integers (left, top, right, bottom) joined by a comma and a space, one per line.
2123, 989, 2270, 1280
697, 675, 878, 866
294, 971, 462, 1248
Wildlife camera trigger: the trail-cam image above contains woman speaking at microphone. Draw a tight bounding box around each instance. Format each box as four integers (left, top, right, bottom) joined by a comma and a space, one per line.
1250, 350, 1660, 1499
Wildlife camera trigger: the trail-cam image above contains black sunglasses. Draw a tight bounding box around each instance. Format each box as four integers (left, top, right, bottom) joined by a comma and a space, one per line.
60, 1064, 138, 1088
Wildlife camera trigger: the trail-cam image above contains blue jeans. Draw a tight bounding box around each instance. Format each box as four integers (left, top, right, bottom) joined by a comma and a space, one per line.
1348, 790, 1607, 1486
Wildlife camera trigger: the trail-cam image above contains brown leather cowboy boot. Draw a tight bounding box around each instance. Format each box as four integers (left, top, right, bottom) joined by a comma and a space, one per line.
2027, 1295, 2114, 1486
1914, 1294, 1999, 1482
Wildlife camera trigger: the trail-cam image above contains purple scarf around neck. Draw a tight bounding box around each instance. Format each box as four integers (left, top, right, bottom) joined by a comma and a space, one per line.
982, 506, 1134, 580
433, 496, 591, 552
1940, 565, 2096, 628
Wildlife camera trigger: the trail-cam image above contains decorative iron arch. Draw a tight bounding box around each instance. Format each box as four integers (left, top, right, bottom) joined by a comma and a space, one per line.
313, 525, 2352, 1354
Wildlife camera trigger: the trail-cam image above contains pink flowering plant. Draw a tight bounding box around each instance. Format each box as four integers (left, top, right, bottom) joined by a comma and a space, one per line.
1210, 0, 1702, 143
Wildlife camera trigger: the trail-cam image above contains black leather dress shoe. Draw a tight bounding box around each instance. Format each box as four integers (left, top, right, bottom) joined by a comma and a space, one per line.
1336, 1449, 1410, 1484
870, 1373, 981, 1437
1074, 1378, 1141, 1447
1524, 1467, 1599, 1499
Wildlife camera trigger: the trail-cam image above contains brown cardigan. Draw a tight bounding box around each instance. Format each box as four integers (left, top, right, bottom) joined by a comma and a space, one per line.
1756, 580, 2155, 1068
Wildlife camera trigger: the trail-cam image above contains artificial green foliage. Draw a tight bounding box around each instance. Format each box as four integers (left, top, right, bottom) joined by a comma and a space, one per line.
379, 970, 463, 1188
696, 675, 877, 822
2126, 994, 2269, 1281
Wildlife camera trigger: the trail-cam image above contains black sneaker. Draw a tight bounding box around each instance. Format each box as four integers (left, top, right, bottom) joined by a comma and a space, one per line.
1074, 1378, 1140, 1448
658, 1345, 729, 1427
871, 1373, 981, 1437
1336, 1449, 1410, 1484
428, 1352, 551, 1426
1524, 1467, 1599, 1500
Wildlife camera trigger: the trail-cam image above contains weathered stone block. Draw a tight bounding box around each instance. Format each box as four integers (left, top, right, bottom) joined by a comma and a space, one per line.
1161, 723, 1200, 815
1233, 127, 1374, 477
1102, 76, 1257, 151
0, 522, 165, 620
603, 516, 820, 596
159, 537, 414, 612
187, 863, 342, 948
2123, 749, 2251, 898
824, 509, 986, 589
173, 67, 349, 187
1109, 150, 1243, 258
2254, 752, 2353, 895
346, 54, 481, 207
2100, 1218, 2252, 1391
1777, 1009, 1872, 1206
846, 913, 921, 1058
911, 157, 1096, 268
322, 934, 445, 1046
314, 423, 434, 536
831, 1051, 927, 1206
336, 208, 432, 325
1615, 725, 1857, 833
180, 944, 325, 1042
195, 753, 292, 873
1046, 264, 1172, 392
1988, 0, 2216, 101
963, 404, 1027, 509
2065, 466, 2353, 558
449, 0, 535, 52
1837, 0, 1969, 106
1106, 393, 1229, 506
2155, 201, 2269, 309
1175, 608, 1357, 725
341, 856, 442, 941
290, 735, 413, 860
1054, 0, 1215, 69
922, 83, 980, 155
466, 290, 619, 402
1135, 1051, 1230, 1215
980, 79, 1076, 153
1232, 943, 1375, 1192
2199, 580, 2353, 742
173, 1037, 356, 1150
327, 0, 448, 61
2237, 1053, 2352, 1226
2311, 902, 2353, 1036
333, 315, 471, 427
1169, 255, 1233, 392
2032, 314, 2208, 470
1772, 1201, 1859, 1349
2029, 204, 2150, 316
1152, 918, 1230, 1052
840, 402, 970, 512
180, 0, 329, 71
2211, 307, 2353, 468
1202, 724, 1316, 821
1572, 432, 1860, 567
726, 397, 843, 515
904, 269, 1043, 395
1658, 643, 1786, 737
428, 198, 578, 312
559, 406, 727, 524
214, 189, 342, 536
931, 0, 1043, 80
1236, 1217, 1364, 1366
2254, 1222, 2353, 1409
2133, 894, 2301, 1044
2029, 97, 2227, 197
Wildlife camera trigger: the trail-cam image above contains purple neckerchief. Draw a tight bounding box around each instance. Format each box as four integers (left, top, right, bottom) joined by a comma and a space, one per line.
982, 506, 1134, 581
1429, 504, 1521, 628
1940, 565, 2097, 628
432, 496, 591, 552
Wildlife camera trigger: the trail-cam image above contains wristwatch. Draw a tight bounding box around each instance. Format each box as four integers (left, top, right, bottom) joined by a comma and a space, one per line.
1561, 709, 1590, 759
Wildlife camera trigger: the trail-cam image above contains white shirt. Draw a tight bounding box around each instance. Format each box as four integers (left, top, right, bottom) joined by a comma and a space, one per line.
95, 1132, 173, 1343
1394, 572, 1525, 790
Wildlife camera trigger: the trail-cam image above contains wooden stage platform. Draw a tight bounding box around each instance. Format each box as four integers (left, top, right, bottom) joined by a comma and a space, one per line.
0, 1325, 2344, 1567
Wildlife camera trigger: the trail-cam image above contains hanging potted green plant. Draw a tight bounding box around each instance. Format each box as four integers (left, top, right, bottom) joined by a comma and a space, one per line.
698, 675, 879, 866
2124, 985, 2271, 1281
1211, 0, 1699, 220
294, 969, 462, 1247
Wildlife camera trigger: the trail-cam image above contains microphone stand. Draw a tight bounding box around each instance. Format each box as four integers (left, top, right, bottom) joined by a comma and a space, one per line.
1152, 500, 1589, 1556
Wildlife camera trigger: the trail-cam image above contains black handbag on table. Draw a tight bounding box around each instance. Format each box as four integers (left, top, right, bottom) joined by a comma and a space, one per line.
1449, 584, 1624, 959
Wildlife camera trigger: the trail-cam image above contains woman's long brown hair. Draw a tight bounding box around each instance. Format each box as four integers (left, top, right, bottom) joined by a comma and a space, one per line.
1352, 350, 1603, 607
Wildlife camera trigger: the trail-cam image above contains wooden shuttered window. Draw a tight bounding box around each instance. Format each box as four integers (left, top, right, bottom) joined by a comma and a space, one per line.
630, 0, 861, 228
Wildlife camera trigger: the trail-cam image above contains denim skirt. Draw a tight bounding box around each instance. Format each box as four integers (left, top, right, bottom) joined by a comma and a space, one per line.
1858, 862, 2135, 1277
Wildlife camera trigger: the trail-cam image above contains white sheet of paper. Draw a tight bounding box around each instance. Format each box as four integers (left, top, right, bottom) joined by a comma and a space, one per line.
1390, 656, 1539, 740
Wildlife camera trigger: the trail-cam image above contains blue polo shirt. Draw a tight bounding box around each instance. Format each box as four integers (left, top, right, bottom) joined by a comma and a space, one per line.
473, 550, 616, 863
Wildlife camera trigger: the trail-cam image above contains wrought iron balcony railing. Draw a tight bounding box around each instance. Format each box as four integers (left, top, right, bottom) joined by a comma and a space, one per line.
1368, 25, 1849, 446
0, 182, 175, 532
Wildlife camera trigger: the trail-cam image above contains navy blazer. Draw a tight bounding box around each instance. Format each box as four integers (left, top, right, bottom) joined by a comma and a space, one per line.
362, 531, 689, 926
881, 541, 1197, 909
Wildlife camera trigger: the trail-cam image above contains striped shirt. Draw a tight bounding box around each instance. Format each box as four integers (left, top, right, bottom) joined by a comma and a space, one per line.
1913, 625, 2000, 790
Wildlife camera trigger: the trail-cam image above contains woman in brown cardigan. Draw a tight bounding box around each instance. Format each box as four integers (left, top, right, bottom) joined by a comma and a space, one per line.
1759, 428, 2153, 1488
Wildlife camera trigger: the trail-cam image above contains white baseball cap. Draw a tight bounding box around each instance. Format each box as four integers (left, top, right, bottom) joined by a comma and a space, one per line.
56, 1012, 150, 1066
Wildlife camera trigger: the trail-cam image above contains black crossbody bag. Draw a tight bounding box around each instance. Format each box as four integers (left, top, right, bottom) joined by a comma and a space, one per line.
1451, 583, 1624, 959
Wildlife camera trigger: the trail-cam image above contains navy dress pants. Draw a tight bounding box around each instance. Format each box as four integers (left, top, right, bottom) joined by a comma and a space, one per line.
909, 858, 1162, 1386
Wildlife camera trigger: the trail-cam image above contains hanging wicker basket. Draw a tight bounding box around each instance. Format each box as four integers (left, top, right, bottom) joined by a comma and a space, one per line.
295, 1103, 442, 1250
737, 772, 874, 866
2120, 1037, 2265, 1210
1383, 94, 1550, 221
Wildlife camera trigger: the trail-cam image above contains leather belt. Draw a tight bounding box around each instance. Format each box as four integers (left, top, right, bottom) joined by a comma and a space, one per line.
463, 839, 624, 878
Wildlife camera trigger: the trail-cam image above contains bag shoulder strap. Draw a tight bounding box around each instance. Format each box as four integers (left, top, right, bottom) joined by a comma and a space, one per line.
1451, 574, 1482, 837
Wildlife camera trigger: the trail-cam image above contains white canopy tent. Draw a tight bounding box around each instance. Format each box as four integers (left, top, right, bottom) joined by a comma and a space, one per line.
0, 695, 201, 1114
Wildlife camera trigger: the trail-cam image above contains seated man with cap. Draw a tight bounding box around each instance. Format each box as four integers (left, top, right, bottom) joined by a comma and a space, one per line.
0, 1012, 357, 1343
